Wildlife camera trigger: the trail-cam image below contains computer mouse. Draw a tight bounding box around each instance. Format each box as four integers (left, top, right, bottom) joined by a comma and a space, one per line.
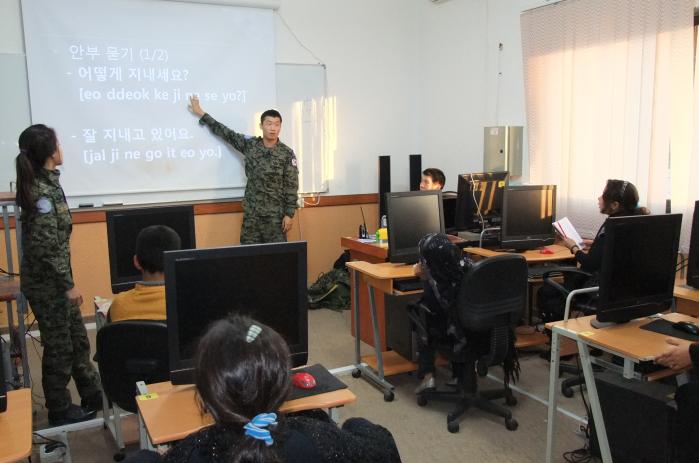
291, 372, 317, 389
539, 247, 554, 255
672, 321, 699, 336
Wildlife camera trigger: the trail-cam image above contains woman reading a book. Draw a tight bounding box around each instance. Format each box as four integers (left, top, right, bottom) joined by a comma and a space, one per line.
538, 179, 650, 322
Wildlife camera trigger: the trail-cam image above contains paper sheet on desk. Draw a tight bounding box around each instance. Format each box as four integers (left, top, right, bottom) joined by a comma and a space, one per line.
357, 238, 378, 243
553, 217, 583, 247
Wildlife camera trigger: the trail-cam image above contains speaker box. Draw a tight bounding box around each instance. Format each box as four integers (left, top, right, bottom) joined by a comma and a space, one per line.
589, 371, 676, 463
378, 156, 391, 221
409, 154, 422, 191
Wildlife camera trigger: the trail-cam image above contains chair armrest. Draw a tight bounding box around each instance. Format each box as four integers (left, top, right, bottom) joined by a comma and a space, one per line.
542, 267, 593, 298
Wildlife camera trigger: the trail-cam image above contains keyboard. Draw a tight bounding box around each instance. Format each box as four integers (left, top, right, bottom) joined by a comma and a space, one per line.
394, 278, 423, 292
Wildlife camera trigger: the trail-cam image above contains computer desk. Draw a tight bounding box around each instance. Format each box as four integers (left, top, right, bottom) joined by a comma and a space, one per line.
544, 312, 697, 463
345, 261, 420, 401
136, 381, 357, 450
0, 388, 32, 463
674, 276, 699, 316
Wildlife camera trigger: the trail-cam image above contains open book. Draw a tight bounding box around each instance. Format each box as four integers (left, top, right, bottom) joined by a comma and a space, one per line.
553, 217, 584, 247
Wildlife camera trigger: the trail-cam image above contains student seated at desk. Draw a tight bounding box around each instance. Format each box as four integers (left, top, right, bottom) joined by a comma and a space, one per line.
537, 179, 650, 322
109, 225, 181, 322
419, 168, 445, 191
412, 233, 470, 392
655, 338, 699, 463
126, 315, 401, 463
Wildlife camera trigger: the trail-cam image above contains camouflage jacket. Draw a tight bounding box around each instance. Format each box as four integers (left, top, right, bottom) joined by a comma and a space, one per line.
200, 113, 299, 218
20, 169, 74, 293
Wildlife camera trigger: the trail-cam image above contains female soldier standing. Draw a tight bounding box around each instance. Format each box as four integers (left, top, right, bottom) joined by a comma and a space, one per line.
16, 124, 102, 426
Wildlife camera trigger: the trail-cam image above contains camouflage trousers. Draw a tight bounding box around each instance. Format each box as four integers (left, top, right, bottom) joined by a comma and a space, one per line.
240, 214, 287, 244
25, 289, 102, 412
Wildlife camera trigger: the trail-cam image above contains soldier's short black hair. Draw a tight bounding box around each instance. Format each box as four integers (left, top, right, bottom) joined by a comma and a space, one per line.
422, 168, 445, 189
135, 225, 182, 274
260, 109, 282, 124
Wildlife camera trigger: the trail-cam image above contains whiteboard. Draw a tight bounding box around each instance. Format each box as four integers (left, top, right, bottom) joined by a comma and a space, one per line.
0, 53, 31, 194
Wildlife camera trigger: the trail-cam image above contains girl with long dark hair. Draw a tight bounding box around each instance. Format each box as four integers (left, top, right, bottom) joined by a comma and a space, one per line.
16, 124, 102, 425
129, 315, 401, 463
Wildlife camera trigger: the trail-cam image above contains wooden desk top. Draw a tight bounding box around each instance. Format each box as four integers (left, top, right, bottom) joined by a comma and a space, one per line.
0, 389, 32, 463
546, 312, 697, 361
0, 192, 16, 204
0, 277, 20, 303
138, 381, 357, 445
345, 261, 416, 280
674, 277, 699, 303
463, 244, 573, 263
341, 237, 388, 260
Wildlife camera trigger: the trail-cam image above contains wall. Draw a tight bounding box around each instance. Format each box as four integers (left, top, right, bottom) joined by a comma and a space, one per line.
1, 201, 378, 322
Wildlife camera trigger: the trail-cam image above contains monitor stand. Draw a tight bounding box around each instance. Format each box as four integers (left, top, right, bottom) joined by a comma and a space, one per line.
590, 319, 617, 329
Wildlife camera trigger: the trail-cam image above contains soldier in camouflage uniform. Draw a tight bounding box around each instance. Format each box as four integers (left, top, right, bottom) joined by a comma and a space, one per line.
189, 96, 299, 244
15, 124, 102, 426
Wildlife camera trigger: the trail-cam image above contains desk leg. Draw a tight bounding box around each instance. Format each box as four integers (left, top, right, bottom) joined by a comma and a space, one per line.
367, 286, 384, 381
138, 410, 155, 451
578, 340, 612, 463
545, 330, 561, 463
329, 406, 340, 424
352, 269, 361, 367
16, 294, 31, 387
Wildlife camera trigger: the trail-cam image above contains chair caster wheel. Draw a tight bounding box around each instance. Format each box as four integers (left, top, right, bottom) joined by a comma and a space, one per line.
505, 417, 518, 431
447, 421, 460, 433
351, 369, 362, 378
416, 395, 427, 406
383, 390, 394, 402
562, 386, 575, 398
506, 395, 517, 406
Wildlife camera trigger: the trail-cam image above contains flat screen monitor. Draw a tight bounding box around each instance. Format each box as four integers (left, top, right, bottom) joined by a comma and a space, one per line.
164, 241, 308, 385
386, 190, 444, 264
106, 205, 195, 294
454, 171, 509, 231
500, 185, 556, 251
687, 200, 699, 289
596, 214, 682, 324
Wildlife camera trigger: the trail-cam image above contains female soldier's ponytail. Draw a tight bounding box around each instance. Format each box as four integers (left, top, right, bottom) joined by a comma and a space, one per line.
15, 124, 59, 217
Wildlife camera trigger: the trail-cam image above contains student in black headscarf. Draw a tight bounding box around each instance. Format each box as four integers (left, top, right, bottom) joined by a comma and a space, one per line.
411, 233, 470, 393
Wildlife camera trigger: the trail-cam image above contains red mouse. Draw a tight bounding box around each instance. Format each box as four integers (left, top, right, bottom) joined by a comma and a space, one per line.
291, 372, 317, 389
539, 247, 554, 255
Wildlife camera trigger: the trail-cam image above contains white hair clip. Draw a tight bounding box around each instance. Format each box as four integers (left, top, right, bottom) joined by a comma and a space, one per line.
246, 324, 262, 343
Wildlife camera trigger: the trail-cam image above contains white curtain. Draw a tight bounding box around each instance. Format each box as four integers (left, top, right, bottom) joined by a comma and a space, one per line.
521, 0, 694, 241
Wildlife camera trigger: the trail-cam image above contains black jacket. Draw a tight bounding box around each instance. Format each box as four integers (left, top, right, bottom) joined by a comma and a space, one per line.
126, 411, 401, 463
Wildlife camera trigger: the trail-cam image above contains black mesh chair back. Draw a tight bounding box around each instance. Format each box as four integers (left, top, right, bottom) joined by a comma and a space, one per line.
457, 254, 528, 333
96, 320, 170, 413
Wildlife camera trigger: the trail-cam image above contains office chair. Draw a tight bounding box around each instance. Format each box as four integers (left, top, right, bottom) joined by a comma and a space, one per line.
411, 254, 527, 433
540, 267, 598, 398
96, 320, 170, 452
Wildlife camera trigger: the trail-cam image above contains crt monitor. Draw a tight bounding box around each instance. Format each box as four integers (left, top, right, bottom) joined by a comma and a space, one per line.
687, 200, 699, 289
500, 185, 557, 251
454, 171, 509, 231
386, 190, 444, 264
106, 205, 196, 294
164, 241, 308, 385
442, 191, 457, 232
596, 214, 682, 324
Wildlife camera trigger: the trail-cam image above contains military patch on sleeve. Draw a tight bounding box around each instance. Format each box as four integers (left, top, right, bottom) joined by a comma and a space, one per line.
36, 197, 52, 214
290, 151, 298, 167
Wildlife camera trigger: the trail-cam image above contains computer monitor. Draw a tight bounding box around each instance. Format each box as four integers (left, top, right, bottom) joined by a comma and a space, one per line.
106, 205, 196, 294
454, 171, 509, 231
386, 190, 444, 264
596, 214, 682, 324
164, 242, 308, 385
687, 200, 699, 289
500, 185, 557, 251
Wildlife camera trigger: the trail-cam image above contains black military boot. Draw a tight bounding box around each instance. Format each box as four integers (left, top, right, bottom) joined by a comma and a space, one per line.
80, 393, 104, 413
48, 404, 97, 426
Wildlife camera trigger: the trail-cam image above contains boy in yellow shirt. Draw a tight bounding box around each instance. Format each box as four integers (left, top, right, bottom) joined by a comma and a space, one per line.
109, 225, 181, 322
